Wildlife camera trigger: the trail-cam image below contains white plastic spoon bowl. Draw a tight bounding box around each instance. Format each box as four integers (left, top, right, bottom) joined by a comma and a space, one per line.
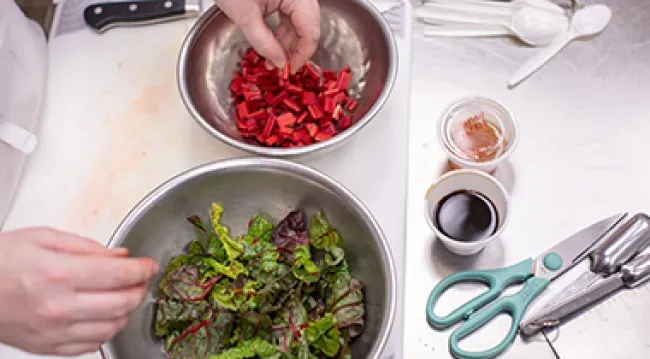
416, 5, 569, 46
508, 4, 612, 87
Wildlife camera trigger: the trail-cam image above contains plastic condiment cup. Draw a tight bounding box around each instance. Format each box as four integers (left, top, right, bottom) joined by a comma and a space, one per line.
438, 96, 519, 173
424, 169, 510, 256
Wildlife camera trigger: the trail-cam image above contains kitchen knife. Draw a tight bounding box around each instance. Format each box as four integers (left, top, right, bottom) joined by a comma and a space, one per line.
84, 0, 202, 33
519, 251, 650, 336
519, 213, 650, 335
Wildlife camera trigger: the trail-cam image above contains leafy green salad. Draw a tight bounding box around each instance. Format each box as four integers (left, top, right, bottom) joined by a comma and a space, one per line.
154, 203, 365, 359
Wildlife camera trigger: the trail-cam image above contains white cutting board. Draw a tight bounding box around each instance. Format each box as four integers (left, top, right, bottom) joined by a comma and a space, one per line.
4, 20, 245, 240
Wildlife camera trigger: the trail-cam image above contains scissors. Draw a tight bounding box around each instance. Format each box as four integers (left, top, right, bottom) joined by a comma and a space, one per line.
426, 213, 627, 359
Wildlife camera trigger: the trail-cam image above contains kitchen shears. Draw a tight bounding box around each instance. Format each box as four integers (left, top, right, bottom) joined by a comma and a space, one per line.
426, 213, 627, 359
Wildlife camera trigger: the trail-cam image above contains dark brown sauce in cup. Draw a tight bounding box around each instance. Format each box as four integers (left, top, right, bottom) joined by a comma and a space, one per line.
433, 190, 498, 242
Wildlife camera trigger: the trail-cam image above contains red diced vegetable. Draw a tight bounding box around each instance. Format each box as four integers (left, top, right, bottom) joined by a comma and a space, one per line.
338, 115, 352, 130
323, 97, 336, 114
321, 121, 336, 135
314, 132, 333, 142
332, 104, 343, 120
262, 113, 276, 137
297, 112, 308, 124
302, 91, 317, 105
306, 123, 319, 137
305, 61, 322, 79
236, 102, 249, 119
264, 134, 279, 145
245, 118, 258, 131
333, 92, 347, 105
285, 84, 303, 94
324, 80, 336, 91
323, 70, 337, 81
247, 109, 265, 120
322, 88, 340, 97
271, 91, 288, 106
244, 48, 259, 64
308, 104, 324, 119
283, 98, 301, 113
336, 70, 352, 90
230, 75, 244, 94
292, 129, 310, 143
346, 97, 359, 111
277, 112, 296, 128
230, 47, 356, 147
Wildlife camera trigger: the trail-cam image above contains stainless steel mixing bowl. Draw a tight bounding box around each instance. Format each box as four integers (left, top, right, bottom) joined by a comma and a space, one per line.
177, 0, 398, 157
100, 158, 397, 359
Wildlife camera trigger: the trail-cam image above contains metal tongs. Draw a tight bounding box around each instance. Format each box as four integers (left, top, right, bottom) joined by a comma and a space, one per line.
520, 213, 650, 335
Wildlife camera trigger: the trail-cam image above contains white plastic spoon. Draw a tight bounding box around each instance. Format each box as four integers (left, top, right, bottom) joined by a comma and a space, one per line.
423, 25, 512, 39
416, 6, 569, 46
432, 0, 566, 16
508, 4, 612, 87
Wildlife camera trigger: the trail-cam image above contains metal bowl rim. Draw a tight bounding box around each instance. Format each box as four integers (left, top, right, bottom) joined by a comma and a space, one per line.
176, 1, 399, 158
100, 157, 397, 359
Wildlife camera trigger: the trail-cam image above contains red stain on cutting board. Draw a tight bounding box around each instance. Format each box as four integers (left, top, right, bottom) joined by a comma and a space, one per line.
64, 83, 172, 234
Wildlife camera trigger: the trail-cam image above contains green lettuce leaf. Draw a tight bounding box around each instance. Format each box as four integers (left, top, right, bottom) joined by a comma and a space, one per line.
247, 214, 275, 241
292, 245, 320, 283
204, 258, 248, 280
211, 279, 262, 312
188, 215, 227, 262
210, 203, 244, 260
308, 211, 345, 266
238, 311, 273, 342
304, 313, 340, 357
208, 338, 283, 359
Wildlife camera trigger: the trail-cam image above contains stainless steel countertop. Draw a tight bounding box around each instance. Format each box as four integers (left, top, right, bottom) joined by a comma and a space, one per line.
404, 0, 650, 357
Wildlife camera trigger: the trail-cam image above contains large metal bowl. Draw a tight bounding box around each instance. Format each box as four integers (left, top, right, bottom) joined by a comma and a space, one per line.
100, 158, 397, 359
178, 0, 398, 158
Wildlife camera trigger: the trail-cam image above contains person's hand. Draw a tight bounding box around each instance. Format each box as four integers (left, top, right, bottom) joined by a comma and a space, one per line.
216, 0, 321, 71
0, 227, 159, 356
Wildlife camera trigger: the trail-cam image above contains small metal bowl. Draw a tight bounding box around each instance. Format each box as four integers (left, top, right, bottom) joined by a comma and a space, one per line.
178, 0, 398, 158
100, 158, 397, 359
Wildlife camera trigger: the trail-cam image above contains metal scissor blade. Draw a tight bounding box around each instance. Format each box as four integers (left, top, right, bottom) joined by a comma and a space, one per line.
519, 273, 624, 336
534, 213, 627, 282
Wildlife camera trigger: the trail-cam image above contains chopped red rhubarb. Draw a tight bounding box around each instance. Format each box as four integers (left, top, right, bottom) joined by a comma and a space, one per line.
230, 48, 360, 147
345, 97, 359, 111
283, 98, 301, 113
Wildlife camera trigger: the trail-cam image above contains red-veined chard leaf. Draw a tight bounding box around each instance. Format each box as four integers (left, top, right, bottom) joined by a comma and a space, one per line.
308, 211, 345, 266
207, 337, 283, 359
292, 245, 320, 283
326, 272, 365, 338
210, 203, 244, 260
188, 215, 227, 262
272, 209, 310, 248
304, 313, 341, 357
165, 310, 235, 359
160, 264, 221, 301
155, 298, 212, 337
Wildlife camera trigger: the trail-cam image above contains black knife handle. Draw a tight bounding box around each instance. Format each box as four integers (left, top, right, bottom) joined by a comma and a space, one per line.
84, 0, 188, 33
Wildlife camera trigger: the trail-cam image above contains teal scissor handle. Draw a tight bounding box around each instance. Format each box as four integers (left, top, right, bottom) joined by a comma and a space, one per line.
449, 276, 550, 359
426, 258, 534, 329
